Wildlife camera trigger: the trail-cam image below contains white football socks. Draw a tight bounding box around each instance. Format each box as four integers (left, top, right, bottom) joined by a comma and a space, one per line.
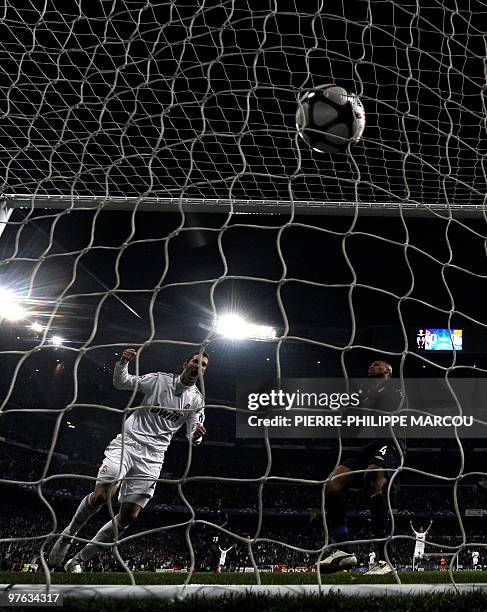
66, 493, 102, 536
78, 517, 129, 562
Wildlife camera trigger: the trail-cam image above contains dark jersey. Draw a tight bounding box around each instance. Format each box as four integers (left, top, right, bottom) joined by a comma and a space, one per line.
344, 379, 407, 450
207, 508, 229, 548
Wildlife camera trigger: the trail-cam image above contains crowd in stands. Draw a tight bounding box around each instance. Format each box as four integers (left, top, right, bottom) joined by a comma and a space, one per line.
1, 503, 486, 574
0, 434, 483, 516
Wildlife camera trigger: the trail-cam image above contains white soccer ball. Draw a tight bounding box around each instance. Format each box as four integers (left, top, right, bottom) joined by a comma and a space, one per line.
296, 84, 365, 153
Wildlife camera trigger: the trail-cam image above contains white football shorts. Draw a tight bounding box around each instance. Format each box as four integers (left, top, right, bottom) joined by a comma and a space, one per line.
96, 434, 165, 508
414, 546, 425, 559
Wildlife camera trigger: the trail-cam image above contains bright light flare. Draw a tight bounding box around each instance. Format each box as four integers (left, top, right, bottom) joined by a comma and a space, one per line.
51, 335, 64, 346
31, 322, 44, 333
0, 287, 27, 322
216, 314, 248, 339
216, 314, 277, 341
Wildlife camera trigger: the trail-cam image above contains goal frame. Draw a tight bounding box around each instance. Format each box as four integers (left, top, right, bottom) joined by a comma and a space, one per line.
2, 195, 486, 218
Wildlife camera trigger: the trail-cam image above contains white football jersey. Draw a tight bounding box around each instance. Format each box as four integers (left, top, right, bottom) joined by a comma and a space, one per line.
113, 362, 205, 454
219, 550, 228, 565
219, 546, 232, 566
472, 552, 479, 561
369, 552, 376, 563
414, 531, 426, 543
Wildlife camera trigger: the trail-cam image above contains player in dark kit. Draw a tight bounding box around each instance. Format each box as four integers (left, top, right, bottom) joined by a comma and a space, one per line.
320, 360, 405, 576
210, 500, 229, 572
200, 499, 229, 572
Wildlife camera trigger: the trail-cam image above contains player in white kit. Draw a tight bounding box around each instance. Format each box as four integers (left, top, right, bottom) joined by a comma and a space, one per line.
410, 519, 432, 570
472, 550, 480, 570
217, 545, 234, 573
48, 348, 209, 572
368, 550, 376, 570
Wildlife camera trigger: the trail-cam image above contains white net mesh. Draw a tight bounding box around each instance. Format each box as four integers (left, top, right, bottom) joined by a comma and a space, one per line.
0, 0, 486, 597
0, 0, 485, 210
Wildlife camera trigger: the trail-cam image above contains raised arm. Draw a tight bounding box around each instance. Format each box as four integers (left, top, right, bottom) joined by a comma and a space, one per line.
425, 519, 433, 533
112, 348, 157, 392
409, 520, 417, 534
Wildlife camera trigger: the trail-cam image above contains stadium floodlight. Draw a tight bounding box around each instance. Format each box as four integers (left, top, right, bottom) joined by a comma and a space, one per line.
51, 335, 64, 346
248, 324, 277, 341
216, 314, 277, 341
216, 314, 249, 339
0, 287, 27, 322
30, 322, 44, 333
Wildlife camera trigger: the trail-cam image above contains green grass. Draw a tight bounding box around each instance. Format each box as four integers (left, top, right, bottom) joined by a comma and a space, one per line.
3, 572, 487, 612
1, 570, 486, 585
5, 593, 487, 612
79, 594, 487, 612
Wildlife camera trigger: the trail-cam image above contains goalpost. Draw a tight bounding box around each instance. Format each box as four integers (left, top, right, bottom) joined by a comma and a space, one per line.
417, 553, 460, 572
0, 0, 485, 602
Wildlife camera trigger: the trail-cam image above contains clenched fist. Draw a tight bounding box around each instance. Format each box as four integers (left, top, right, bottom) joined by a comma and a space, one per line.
192, 424, 207, 446
120, 348, 137, 365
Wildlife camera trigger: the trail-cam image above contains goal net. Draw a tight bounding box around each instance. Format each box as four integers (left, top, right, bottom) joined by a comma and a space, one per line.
0, 0, 485, 599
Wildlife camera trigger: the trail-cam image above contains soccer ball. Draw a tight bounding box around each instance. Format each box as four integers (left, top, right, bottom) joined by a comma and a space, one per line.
296, 84, 365, 153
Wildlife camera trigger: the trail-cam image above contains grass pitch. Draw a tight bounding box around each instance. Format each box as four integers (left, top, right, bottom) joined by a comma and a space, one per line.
2, 572, 487, 612
1, 570, 486, 585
